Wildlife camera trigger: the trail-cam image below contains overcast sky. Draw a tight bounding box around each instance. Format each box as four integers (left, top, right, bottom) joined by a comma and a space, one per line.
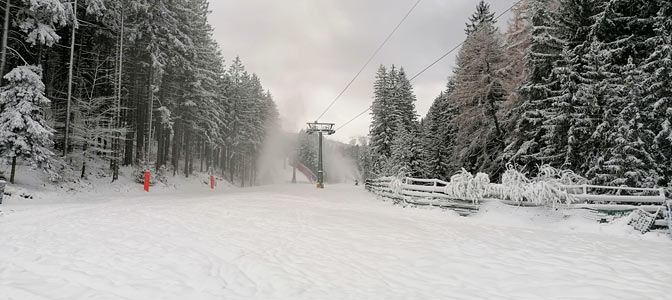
209, 0, 517, 142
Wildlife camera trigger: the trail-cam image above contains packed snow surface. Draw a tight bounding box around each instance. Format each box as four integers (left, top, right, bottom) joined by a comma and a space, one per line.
0, 184, 670, 300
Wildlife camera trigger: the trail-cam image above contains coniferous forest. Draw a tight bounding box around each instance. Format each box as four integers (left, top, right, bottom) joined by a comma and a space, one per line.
0, 0, 279, 185
364, 0, 672, 190
0, 1, 670, 297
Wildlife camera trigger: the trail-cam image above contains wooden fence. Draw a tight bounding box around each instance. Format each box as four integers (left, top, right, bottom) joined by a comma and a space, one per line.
365, 176, 670, 231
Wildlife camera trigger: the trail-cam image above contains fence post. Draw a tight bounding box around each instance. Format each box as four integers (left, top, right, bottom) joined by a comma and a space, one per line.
144, 172, 150, 192
431, 179, 437, 207
401, 177, 407, 205
0, 180, 5, 204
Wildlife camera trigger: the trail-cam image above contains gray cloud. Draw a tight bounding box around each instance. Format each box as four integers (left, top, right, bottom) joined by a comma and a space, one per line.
209, 0, 517, 142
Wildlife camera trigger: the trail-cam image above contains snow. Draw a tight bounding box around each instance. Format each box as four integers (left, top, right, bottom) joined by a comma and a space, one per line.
0, 183, 671, 300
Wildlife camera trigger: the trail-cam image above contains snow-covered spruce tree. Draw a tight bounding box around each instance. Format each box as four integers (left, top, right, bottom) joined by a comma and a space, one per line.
357, 138, 373, 181
577, 39, 622, 181
239, 73, 272, 185
576, 0, 668, 186
224, 56, 248, 183
390, 67, 419, 134
298, 129, 317, 174
422, 80, 459, 180
587, 58, 660, 186
508, 0, 603, 175
422, 92, 446, 179
465, 0, 495, 35
504, 0, 564, 170
542, 0, 604, 173
180, 0, 229, 177
540, 46, 594, 172
368, 64, 421, 176
451, 19, 508, 176
368, 65, 394, 174
388, 125, 425, 178
0, 66, 56, 183
641, 4, 672, 188
14, 0, 70, 47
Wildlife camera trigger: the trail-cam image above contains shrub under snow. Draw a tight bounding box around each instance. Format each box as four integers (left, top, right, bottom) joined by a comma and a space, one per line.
443, 169, 490, 204
495, 165, 587, 208
378, 165, 590, 208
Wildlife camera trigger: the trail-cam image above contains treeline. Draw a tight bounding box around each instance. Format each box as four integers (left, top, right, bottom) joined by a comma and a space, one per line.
365, 0, 671, 189
0, 0, 279, 185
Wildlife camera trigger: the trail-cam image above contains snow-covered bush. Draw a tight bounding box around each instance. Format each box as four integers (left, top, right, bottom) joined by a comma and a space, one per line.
156, 165, 170, 184
444, 169, 472, 200
499, 164, 585, 208
535, 164, 588, 186
444, 169, 490, 204
388, 168, 409, 204
133, 162, 157, 186
500, 165, 531, 204
525, 181, 573, 209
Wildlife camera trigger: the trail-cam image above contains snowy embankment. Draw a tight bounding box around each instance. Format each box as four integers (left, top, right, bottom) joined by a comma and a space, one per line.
0, 184, 671, 300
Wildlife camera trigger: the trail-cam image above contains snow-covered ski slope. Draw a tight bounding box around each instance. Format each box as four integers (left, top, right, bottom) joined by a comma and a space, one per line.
0, 184, 670, 300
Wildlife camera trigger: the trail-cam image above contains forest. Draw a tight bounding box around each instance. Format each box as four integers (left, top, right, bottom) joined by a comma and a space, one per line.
0, 0, 279, 185
363, 0, 672, 189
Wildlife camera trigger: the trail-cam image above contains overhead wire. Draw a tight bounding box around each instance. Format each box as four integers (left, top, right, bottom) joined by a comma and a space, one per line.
335, 0, 524, 132
314, 0, 422, 122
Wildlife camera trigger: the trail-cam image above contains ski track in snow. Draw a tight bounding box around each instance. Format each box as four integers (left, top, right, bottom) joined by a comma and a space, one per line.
0, 184, 670, 300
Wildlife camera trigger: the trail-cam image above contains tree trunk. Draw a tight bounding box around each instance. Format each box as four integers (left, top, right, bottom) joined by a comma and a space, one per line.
221, 148, 226, 177
252, 160, 257, 186
112, 10, 124, 182
0, 0, 10, 87
184, 128, 190, 178
146, 66, 154, 163
155, 124, 163, 171
229, 152, 235, 185
172, 122, 181, 176
205, 144, 210, 173
63, 0, 78, 157
9, 156, 16, 184
162, 125, 170, 169
240, 155, 247, 187
134, 73, 146, 164
214, 147, 220, 173
199, 140, 204, 172
188, 140, 194, 176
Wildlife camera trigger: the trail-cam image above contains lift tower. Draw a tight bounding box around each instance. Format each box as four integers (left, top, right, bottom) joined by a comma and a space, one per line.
306, 122, 336, 188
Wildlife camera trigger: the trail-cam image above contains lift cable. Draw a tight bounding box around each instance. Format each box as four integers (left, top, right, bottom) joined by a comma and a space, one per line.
335, 0, 523, 132
314, 0, 422, 122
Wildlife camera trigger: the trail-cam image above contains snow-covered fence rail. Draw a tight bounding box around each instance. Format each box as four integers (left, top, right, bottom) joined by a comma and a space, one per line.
366, 175, 670, 230
560, 185, 669, 229
365, 177, 480, 216
562, 185, 665, 204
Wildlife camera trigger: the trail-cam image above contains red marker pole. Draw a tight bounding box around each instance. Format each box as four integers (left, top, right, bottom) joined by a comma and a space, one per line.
210, 175, 215, 190
144, 171, 150, 192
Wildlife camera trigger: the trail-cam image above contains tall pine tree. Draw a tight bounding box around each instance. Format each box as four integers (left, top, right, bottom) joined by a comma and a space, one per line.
0, 66, 56, 183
